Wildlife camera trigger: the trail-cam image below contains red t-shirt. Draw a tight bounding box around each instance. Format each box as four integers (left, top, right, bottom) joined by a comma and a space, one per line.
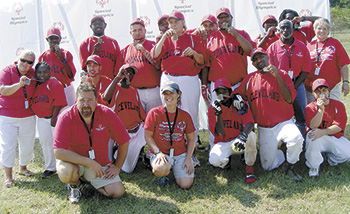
253, 34, 279, 51
305, 99, 347, 138
152, 33, 206, 76
31, 78, 67, 118
0, 64, 35, 118
39, 49, 76, 86
79, 35, 123, 79
237, 70, 297, 127
109, 85, 146, 129
143, 106, 196, 156
208, 105, 254, 144
53, 104, 130, 166
305, 37, 350, 91
206, 30, 254, 85
267, 38, 311, 78
95, 75, 112, 106
121, 40, 161, 88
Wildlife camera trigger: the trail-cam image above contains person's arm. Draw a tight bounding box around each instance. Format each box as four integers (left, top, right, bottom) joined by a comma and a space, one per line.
183, 132, 195, 175
293, 16, 320, 24
309, 101, 324, 129
56, 50, 74, 79
113, 141, 129, 170
341, 64, 349, 96
153, 29, 175, 59
257, 27, 277, 48
242, 122, 254, 136
102, 67, 125, 103
182, 47, 204, 65
293, 71, 309, 89
50, 105, 64, 127
0, 75, 29, 96
135, 44, 160, 70
227, 27, 253, 55
144, 129, 168, 165
309, 125, 342, 141
266, 65, 293, 104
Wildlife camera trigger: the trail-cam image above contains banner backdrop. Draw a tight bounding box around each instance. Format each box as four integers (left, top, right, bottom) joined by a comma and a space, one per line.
1, 0, 330, 84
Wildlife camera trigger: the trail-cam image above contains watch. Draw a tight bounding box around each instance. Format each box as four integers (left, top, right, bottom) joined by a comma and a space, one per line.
154, 149, 161, 155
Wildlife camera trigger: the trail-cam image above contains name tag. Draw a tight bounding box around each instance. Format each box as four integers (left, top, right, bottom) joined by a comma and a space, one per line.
89, 149, 95, 159
288, 70, 294, 79
314, 67, 320, 76
169, 148, 174, 158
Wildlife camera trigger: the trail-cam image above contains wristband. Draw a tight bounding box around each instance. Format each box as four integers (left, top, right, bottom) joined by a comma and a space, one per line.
265, 35, 270, 39
302, 16, 306, 21
343, 80, 349, 83
61, 57, 67, 64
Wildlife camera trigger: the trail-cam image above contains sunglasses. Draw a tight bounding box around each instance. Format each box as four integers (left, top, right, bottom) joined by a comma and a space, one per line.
20, 58, 34, 65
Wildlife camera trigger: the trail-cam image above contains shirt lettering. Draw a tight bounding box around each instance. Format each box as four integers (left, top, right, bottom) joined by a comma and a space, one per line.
249, 89, 280, 102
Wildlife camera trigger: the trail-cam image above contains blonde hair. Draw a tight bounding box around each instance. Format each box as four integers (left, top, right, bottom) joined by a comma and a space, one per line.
15, 49, 36, 64
314, 18, 330, 33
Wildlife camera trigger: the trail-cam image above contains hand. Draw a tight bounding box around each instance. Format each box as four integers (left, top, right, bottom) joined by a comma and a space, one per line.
316, 97, 325, 111
212, 100, 222, 116
231, 93, 248, 114
227, 26, 238, 37
342, 82, 349, 96
19, 76, 30, 87
103, 163, 121, 180
93, 43, 102, 54
292, 16, 303, 24
154, 152, 168, 166
263, 65, 279, 78
201, 85, 211, 101
231, 132, 248, 153
135, 44, 146, 54
182, 157, 194, 175
87, 159, 105, 178
164, 29, 176, 38
192, 27, 206, 37
50, 116, 58, 127
266, 27, 277, 37
116, 66, 127, 79
182, 47, 196, 57
309, 128, 327, 141
55, 47, 63, 59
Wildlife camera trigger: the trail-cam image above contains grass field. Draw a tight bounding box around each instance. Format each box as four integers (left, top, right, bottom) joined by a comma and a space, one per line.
1, 32, 350, 214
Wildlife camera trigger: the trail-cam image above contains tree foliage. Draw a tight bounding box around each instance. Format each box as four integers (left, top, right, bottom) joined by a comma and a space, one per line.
331, 6, 350, 31
330, 0, 350, 7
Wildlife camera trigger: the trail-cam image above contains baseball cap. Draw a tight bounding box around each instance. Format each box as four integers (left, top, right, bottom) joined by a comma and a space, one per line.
91, 15, 105, 24
121, 64, 138, 74
158, 14, 169, 24
86, 55, 102, 65
161, 81, 180, 93
201, 14, 217, 25
213, 78, 231, 91
47, 27, 61, 38
216, 7, 232, 18
167, 11, 185, 21
131, 17, 145, 27
262, 15, 278, 27
250, 48, 268, 61
312, 78, 330, 92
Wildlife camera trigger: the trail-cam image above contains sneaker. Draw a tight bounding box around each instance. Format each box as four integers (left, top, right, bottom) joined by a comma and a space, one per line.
157, 176, 169, 187
66, 184, 82, 204
245, 173, 257, 184
196, 136, 206, 150
40, 170, 56, 179
220, 161, 231, 172
192, 154, 201, 167
328, 158, 338, 166
309, 168, 319, 177
286, 165, 303, 182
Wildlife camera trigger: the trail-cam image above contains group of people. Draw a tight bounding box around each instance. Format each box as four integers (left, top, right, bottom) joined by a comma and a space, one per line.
1, 6, 350, 205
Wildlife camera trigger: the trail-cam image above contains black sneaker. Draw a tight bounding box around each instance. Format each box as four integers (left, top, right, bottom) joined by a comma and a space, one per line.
197, 136, 206, 150
66, 184, 82, 204
286, 165, 302, 182
40, 170, 56, 179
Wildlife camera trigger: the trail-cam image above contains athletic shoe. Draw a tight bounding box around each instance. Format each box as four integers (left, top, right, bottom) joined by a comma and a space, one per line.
196, 136, 206, 150
192, 154, 201, 167
40, 170, 56, 179
66, 184, 82, 204
309, 168, 319, 177
328, 158, 338, 166
157, 176, 169, 187
245, 173, 257, 184
220, 161, 231, 172
286, 165, 302, 182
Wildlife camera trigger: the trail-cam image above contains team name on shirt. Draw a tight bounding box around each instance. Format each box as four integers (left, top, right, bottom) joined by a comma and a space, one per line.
99, 51, 116, 62
162, 49, 192, 60
320, 120, 329, 129
126, 55, 151, 65
223, 119, 244, 131
214, 45, 244, 58
51, 65, 64, 74
117, 101, 139, 112
32, 95, 49, 104
250, 89, 280, 102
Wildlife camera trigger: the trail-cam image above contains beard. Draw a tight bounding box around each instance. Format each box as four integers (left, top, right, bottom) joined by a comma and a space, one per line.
81, 106, 93, 117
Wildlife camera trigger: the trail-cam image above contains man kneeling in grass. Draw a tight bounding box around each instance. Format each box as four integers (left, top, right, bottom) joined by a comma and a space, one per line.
53, 83, 130, 203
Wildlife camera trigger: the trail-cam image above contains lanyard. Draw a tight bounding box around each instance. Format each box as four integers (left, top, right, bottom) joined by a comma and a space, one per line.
282, 45, 295, 70
164, 106, 178, 148
316, 38, 329, 63
78, 111, 95, 149
16, 66, 28, 100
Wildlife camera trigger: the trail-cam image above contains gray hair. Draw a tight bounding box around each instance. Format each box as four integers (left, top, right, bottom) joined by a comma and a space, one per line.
15, 49, 36, 63
313, 18, 330, 32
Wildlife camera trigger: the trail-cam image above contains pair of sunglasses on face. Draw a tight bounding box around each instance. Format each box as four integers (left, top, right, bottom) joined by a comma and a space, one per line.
20, 58, 34, 65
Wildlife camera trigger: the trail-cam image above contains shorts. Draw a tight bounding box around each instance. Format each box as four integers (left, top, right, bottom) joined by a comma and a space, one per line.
150, 152, 194, 178
57, 160, 121, 189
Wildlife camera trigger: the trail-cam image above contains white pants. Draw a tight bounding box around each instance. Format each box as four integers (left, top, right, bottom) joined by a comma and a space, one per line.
305, 133, 350, 169
209, 132, 257, 168
37, 117, 56, 171
306, 83, 341, 104
161, 74, 200, 141
198, 95, 209, 130
115, 125, 146, 173
64, 84, 76, 107
258, 118, 303, 171
137, 87, 162, 113
0, 115, 36, 167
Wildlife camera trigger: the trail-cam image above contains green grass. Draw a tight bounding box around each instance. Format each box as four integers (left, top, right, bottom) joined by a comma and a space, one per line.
2, 32, 350, 214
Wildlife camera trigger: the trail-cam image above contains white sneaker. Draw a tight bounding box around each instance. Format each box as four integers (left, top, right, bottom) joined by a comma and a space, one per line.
192, 154, 201, 167
67, 184, 82, 203
309, 168, 319, 177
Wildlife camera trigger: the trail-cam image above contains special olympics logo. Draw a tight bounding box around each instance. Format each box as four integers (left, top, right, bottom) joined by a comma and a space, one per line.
178, 0, 186, 3
96, 0, 109, 8
13, 3, 23, 15
177, 121, 186, 132
140, 16, 151, 27
52, 22, 65, 31
16, 47, 25, 56
299, 9, 312, 17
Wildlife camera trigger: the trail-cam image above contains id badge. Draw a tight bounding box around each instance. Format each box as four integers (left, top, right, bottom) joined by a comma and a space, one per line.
203, 34, 207, 40
314, 67, 320, 76
173, 35, 178, 41
89, 149, 95, 159
288, 70, 294, 79
169, 148, 174, 158
24, 100, 29, 109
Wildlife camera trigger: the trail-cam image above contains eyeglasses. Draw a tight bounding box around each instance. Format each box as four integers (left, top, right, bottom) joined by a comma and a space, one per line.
20, 58, 34, 65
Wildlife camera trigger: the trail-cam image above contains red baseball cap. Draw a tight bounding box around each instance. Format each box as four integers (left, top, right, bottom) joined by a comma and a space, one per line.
262, 15, 277, 27
216, 7, 232, 18
168, 11, 185, 21
86, 55, 102, 65
91, 15, 105, 24
250, 48, 268, 61
47, 27, 61, 38
201, 14, 217, 25
312, 78, 330, 92
158, 14, 169, 24
213, 78, 231, 91
131, 17, 145, 27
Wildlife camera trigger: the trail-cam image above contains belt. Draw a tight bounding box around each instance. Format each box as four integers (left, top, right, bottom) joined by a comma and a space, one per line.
127, 123, 140, 134
137, 86, 158, 89
44, 116, 52, 119
165, 73, 185, 77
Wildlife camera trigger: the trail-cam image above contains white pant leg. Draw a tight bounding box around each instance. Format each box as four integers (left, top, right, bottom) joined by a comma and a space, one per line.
17, 116, 36, 166
137, 87, 162, 113
37, 117, 56, 171
330, 83, 341, 101
64, 84, 76, 107
209, 141, 235, 168
0, 116, 20, 168
120, 126, 146, 173
277, 119, 303, 165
